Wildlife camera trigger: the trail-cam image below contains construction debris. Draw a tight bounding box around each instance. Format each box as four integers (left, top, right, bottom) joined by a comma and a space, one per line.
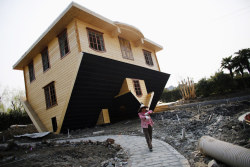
10, 125, 27, 129
93, 130, 105, 135
179, 77, 196, 100
14, 132, 50, 139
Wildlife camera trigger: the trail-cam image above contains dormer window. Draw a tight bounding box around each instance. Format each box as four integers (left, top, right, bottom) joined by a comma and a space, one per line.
119, 37, 134, 60
87, 28, 105, 52
133, 80, 142, 96
143, 50, 154, 66
58, 29, 70, 58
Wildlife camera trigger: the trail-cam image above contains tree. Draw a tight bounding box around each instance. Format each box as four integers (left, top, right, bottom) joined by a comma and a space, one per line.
0, 87, 25, 112
221, 55, 234, 78
235, 48, 250, 74
232, 55, 245, 77
195, 78, 212, 97
0, 97, 4, 112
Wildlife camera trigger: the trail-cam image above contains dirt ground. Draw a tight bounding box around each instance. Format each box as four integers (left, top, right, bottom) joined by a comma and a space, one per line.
0, 139, 129, 167
0, 97, 250, 167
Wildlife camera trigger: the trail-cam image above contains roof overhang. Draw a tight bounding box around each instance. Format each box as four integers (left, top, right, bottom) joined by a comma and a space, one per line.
13, 2, 117, 70
114, 22, 144, 42
13, 2, 163, 70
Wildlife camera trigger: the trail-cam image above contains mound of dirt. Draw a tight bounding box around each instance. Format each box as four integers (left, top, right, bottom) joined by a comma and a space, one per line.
0, 139, 129, 167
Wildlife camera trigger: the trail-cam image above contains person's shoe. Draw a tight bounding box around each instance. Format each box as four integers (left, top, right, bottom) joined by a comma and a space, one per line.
149, 148, 153, 152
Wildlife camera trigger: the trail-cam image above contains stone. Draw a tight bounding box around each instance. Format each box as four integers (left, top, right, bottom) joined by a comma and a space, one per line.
208, 160, 219, 167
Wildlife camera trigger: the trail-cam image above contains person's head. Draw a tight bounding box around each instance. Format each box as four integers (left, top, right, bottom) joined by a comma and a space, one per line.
138, 104, 148, 113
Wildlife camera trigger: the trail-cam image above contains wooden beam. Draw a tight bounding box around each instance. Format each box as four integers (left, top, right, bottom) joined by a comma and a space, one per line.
74, 19, 82, 52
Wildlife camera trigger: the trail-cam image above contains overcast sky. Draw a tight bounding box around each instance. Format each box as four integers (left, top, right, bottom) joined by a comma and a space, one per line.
1, 0, 250, 92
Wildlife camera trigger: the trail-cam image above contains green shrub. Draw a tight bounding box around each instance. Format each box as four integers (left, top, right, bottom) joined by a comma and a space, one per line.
160, 88, 182, 102
0, 110, 31, 131
195, 72, 250, 98
234, 75, 250, 90
195, 78, 213, 97
210, 71, 236, 94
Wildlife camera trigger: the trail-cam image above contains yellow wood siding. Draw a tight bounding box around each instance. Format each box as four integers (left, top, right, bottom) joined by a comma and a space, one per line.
22, 17, 161, 133
24, 20, 82, 132
127, 79, 148, 104
76, 19, 160, 71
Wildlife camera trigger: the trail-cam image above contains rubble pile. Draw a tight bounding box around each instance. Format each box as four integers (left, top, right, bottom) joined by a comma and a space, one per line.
152, 100, 250, 166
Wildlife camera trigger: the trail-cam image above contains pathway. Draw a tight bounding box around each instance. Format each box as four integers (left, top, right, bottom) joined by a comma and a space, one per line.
55, 135, 190, 167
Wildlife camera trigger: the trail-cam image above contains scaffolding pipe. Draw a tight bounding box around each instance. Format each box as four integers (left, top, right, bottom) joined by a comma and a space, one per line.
198, 136, 250, 167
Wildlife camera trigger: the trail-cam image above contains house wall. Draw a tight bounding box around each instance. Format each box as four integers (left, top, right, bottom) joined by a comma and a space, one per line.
23, 20, 82, 132
22, 17, 161, 133
76, 19, 160, 71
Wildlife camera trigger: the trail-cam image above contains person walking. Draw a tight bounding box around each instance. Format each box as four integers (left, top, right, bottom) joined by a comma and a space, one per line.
138, 104, 154, 151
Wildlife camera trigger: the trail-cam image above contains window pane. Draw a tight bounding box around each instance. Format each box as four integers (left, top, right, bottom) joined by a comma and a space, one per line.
44, 82, 57, 109
42, 49, 50, 71
28, 62, 35, 82
119, 37, 133, 60
144, 50, 153, 66
87, 29, 105, 51
133, 80, 142, 96
58, 30, 69, 57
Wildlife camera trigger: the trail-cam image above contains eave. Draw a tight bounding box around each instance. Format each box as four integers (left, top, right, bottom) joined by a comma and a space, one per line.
13, 2, 163, 70
13, 2, 117, 70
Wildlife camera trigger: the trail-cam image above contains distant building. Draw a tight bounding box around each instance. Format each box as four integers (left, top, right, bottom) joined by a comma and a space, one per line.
13, 2, 170, 133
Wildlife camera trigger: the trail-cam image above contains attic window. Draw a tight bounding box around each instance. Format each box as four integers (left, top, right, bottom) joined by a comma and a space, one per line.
44, 82, 57, 109
41, 48, 50, 72
119, 37, 134, 60
133, 80, 142, 96
143, 50, 154, 66
58, 29, 70, 58
28, 61, 35, 82
87, 28, 105, 52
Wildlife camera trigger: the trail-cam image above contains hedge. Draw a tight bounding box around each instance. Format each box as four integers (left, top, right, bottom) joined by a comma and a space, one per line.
0, 110, 31, 131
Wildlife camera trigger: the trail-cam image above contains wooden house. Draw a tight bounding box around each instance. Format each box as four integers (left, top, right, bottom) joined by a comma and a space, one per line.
13, 2, 170, 133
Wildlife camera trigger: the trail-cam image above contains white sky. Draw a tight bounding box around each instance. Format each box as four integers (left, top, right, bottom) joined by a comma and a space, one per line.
1, 0, 250, 92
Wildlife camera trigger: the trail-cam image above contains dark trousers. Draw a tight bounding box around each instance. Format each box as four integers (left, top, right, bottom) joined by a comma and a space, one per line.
143, 125, 152, 149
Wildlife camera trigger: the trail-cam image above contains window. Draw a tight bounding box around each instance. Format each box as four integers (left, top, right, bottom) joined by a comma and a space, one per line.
44, 82, 57, 109
28, 61, 35, 82
119, 37, 134, 60
133, 80, 142, 96
41, 48, 50, 71
87, 28, 105, 52
58, 30, 70, 58
143, 50, 154, 66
